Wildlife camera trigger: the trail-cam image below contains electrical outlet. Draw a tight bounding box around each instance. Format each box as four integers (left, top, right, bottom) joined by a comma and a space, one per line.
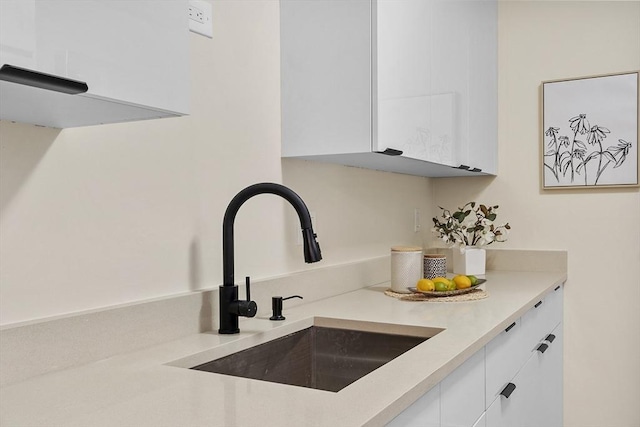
188, 1, 212, 38
414, 209, 421, 232
188, 5, 204, 24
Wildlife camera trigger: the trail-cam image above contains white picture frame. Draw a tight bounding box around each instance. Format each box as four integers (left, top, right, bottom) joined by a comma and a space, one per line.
541, 71, 639, 189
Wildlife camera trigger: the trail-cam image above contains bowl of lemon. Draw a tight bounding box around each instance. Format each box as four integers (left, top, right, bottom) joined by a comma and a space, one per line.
409, 275, 485, 297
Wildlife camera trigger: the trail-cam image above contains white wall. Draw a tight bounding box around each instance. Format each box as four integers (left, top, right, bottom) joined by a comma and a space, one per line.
0, 1, 430, 325
434, 2, 640, 426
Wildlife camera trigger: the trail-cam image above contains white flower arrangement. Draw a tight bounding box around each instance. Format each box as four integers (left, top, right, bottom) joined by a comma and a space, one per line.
432, 202, 510, 250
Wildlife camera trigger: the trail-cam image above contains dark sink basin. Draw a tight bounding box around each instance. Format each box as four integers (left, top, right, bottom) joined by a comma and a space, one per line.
191, 325, 438, 392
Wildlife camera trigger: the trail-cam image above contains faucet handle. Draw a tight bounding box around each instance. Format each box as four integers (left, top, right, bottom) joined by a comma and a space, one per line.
228, 277, 257, 318
245, 276, 251, 301
234, 299, 257, 318
270, 295, 303, 321
241, 276, 257, 317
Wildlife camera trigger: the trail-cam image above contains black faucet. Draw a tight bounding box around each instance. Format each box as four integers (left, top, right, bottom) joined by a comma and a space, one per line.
219, 183, 322, 334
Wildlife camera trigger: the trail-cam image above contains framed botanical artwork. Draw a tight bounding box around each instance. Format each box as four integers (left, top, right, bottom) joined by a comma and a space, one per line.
541, 71, 639, 189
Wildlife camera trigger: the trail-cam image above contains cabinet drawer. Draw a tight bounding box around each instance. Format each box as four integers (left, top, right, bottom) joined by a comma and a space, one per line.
485, 365, 529, 427
545, 284, 564, 329
524, 322, 563, 427
521, 285, 563, 352
485, 318, 529, 407
486, 322, 564, 427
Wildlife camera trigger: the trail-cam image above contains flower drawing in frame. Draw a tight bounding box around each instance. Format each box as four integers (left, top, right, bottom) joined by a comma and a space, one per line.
542, 71, 639, 189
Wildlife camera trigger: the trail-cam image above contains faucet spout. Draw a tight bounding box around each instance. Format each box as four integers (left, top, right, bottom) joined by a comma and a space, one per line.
219, 183, 322, 334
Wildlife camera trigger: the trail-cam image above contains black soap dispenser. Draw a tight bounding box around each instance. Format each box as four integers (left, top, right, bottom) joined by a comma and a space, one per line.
270, 295, 303, 321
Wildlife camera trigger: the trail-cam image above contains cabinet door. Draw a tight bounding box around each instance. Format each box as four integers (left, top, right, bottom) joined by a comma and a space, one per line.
0, 0, 188, 127
0, 1, 36, 70
486, 372, 528, 427
472, 412, 487, 427
386, 383, 440, 427
441, 348, 486, 427
545, 285, 564, 330
375, 0, 497, 173
280, 0, 372, 157
485, 319, 529, 408
522, 323, 563, 427
521, 285, 563, 353
33, 0, 188, 114
485, 361, 532, 427
376, 0, 455, 166
458, 0, 498, 174
486, 324, 563, 427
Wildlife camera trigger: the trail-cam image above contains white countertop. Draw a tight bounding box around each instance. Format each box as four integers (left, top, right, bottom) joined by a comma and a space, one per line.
0, 270, 566, 427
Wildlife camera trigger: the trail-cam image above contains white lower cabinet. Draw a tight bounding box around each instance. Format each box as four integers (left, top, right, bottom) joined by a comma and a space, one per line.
520, 323, 563, 427
485, 286, 563, 427
485, 323, 563, 427
540, 323, 563, 426
387, 383, 440, 427
472, 412, 486, 427
440, 349, 486, 427
485, 350, 535, 427
485, 318, 528, 408
388, 285, 563, 427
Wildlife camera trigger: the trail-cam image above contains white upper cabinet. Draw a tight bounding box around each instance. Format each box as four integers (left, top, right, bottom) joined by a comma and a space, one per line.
281, 0, 497, 177
0, 0, 189, 128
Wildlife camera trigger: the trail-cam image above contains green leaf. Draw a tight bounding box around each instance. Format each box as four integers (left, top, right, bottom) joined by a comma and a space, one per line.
452, 211, 466, 222
487, 213, 497, 221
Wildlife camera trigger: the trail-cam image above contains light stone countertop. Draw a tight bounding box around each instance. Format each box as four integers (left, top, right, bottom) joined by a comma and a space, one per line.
0, 269, 566, 427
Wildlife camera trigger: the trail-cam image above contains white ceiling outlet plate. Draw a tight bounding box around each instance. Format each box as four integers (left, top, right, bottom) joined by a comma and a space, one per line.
188, 0, 212, 38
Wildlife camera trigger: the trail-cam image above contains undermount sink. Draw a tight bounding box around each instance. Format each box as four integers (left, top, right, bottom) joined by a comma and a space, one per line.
188, 318, 443, 392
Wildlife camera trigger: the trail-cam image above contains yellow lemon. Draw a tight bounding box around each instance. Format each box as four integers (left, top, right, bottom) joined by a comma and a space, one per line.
453, 275, 472, 289
434, 281, 449, 292
431, 277, 449, 284
417, 278, 435, 292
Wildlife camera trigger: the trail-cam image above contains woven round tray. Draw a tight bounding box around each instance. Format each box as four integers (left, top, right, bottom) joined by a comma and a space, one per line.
384, 288, 488, 302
